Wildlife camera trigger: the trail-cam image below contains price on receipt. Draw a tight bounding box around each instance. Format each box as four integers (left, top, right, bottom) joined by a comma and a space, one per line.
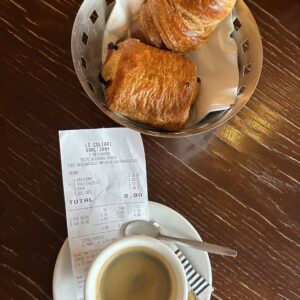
123, 193, 143, 199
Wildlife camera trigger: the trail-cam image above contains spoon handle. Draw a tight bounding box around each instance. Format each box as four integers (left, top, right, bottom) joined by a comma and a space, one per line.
159, 234, 237, 257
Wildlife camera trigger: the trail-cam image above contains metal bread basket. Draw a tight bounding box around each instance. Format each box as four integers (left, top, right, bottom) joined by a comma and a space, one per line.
71, 0, 263, 138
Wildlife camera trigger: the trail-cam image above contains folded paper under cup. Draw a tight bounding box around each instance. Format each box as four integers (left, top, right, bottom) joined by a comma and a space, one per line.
59, 128, 149, 299
174, 246, 214, 300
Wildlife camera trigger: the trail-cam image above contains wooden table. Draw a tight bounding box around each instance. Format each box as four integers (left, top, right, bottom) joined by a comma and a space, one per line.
1, 0, 299, 299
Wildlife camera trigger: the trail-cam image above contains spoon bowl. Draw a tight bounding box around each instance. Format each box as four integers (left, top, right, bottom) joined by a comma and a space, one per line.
123, 220, 161, 238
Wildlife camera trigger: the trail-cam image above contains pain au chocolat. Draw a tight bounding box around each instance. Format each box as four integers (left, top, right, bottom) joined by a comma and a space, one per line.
101, 39, 199, 131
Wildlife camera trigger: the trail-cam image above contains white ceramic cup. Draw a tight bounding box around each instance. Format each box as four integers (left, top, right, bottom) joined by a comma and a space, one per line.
85, 236, 188, 300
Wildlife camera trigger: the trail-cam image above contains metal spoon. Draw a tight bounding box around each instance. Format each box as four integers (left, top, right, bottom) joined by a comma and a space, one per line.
122, 220, 237, 257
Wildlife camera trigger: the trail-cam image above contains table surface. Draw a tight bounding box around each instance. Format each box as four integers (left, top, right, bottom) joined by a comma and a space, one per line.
1, 0, 299, 299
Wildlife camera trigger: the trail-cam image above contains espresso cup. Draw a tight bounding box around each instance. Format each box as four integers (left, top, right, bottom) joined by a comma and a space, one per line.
85, 236, 188, 300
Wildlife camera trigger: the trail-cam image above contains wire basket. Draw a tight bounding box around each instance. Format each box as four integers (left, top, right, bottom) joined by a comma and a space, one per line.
71, 0, 263, 138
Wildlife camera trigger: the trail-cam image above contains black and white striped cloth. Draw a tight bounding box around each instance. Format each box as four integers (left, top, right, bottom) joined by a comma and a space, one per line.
174, 247, 214, 299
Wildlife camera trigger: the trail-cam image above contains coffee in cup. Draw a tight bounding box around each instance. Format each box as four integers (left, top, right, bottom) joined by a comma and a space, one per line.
96, 246, 177, 300
85, 236, 188, 300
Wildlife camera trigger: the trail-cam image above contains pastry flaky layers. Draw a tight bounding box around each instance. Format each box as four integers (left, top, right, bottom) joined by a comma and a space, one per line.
102, 39, 199, 131
134, 0, 236, 52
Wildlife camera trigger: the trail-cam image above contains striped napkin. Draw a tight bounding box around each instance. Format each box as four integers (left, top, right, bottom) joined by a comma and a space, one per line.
173, 247, 214, 300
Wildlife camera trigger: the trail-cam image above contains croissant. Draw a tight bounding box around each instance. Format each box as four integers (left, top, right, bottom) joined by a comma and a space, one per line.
135, 0, 236, 52
102, 39, 199, 131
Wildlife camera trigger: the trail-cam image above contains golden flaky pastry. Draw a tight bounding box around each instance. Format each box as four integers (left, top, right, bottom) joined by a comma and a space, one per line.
139, 0, 164, 48
134, 0, 236, 52
102, 39, 199, 131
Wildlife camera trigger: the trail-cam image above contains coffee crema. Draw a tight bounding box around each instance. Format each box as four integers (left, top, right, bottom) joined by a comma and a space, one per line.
96, 246, 177, 300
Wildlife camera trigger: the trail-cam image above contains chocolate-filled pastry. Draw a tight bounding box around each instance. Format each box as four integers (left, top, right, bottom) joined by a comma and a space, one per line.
132, 0, 236, 52
102, 39, 199, 131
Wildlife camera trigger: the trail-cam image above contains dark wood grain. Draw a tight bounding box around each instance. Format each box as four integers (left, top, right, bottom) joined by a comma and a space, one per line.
0, 0, 299, 299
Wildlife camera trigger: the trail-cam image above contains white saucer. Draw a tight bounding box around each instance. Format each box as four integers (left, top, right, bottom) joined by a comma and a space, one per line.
52, 201, 212, 300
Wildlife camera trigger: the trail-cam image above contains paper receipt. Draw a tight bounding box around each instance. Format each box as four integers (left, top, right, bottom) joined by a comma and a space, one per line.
59, 128, 149, 299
